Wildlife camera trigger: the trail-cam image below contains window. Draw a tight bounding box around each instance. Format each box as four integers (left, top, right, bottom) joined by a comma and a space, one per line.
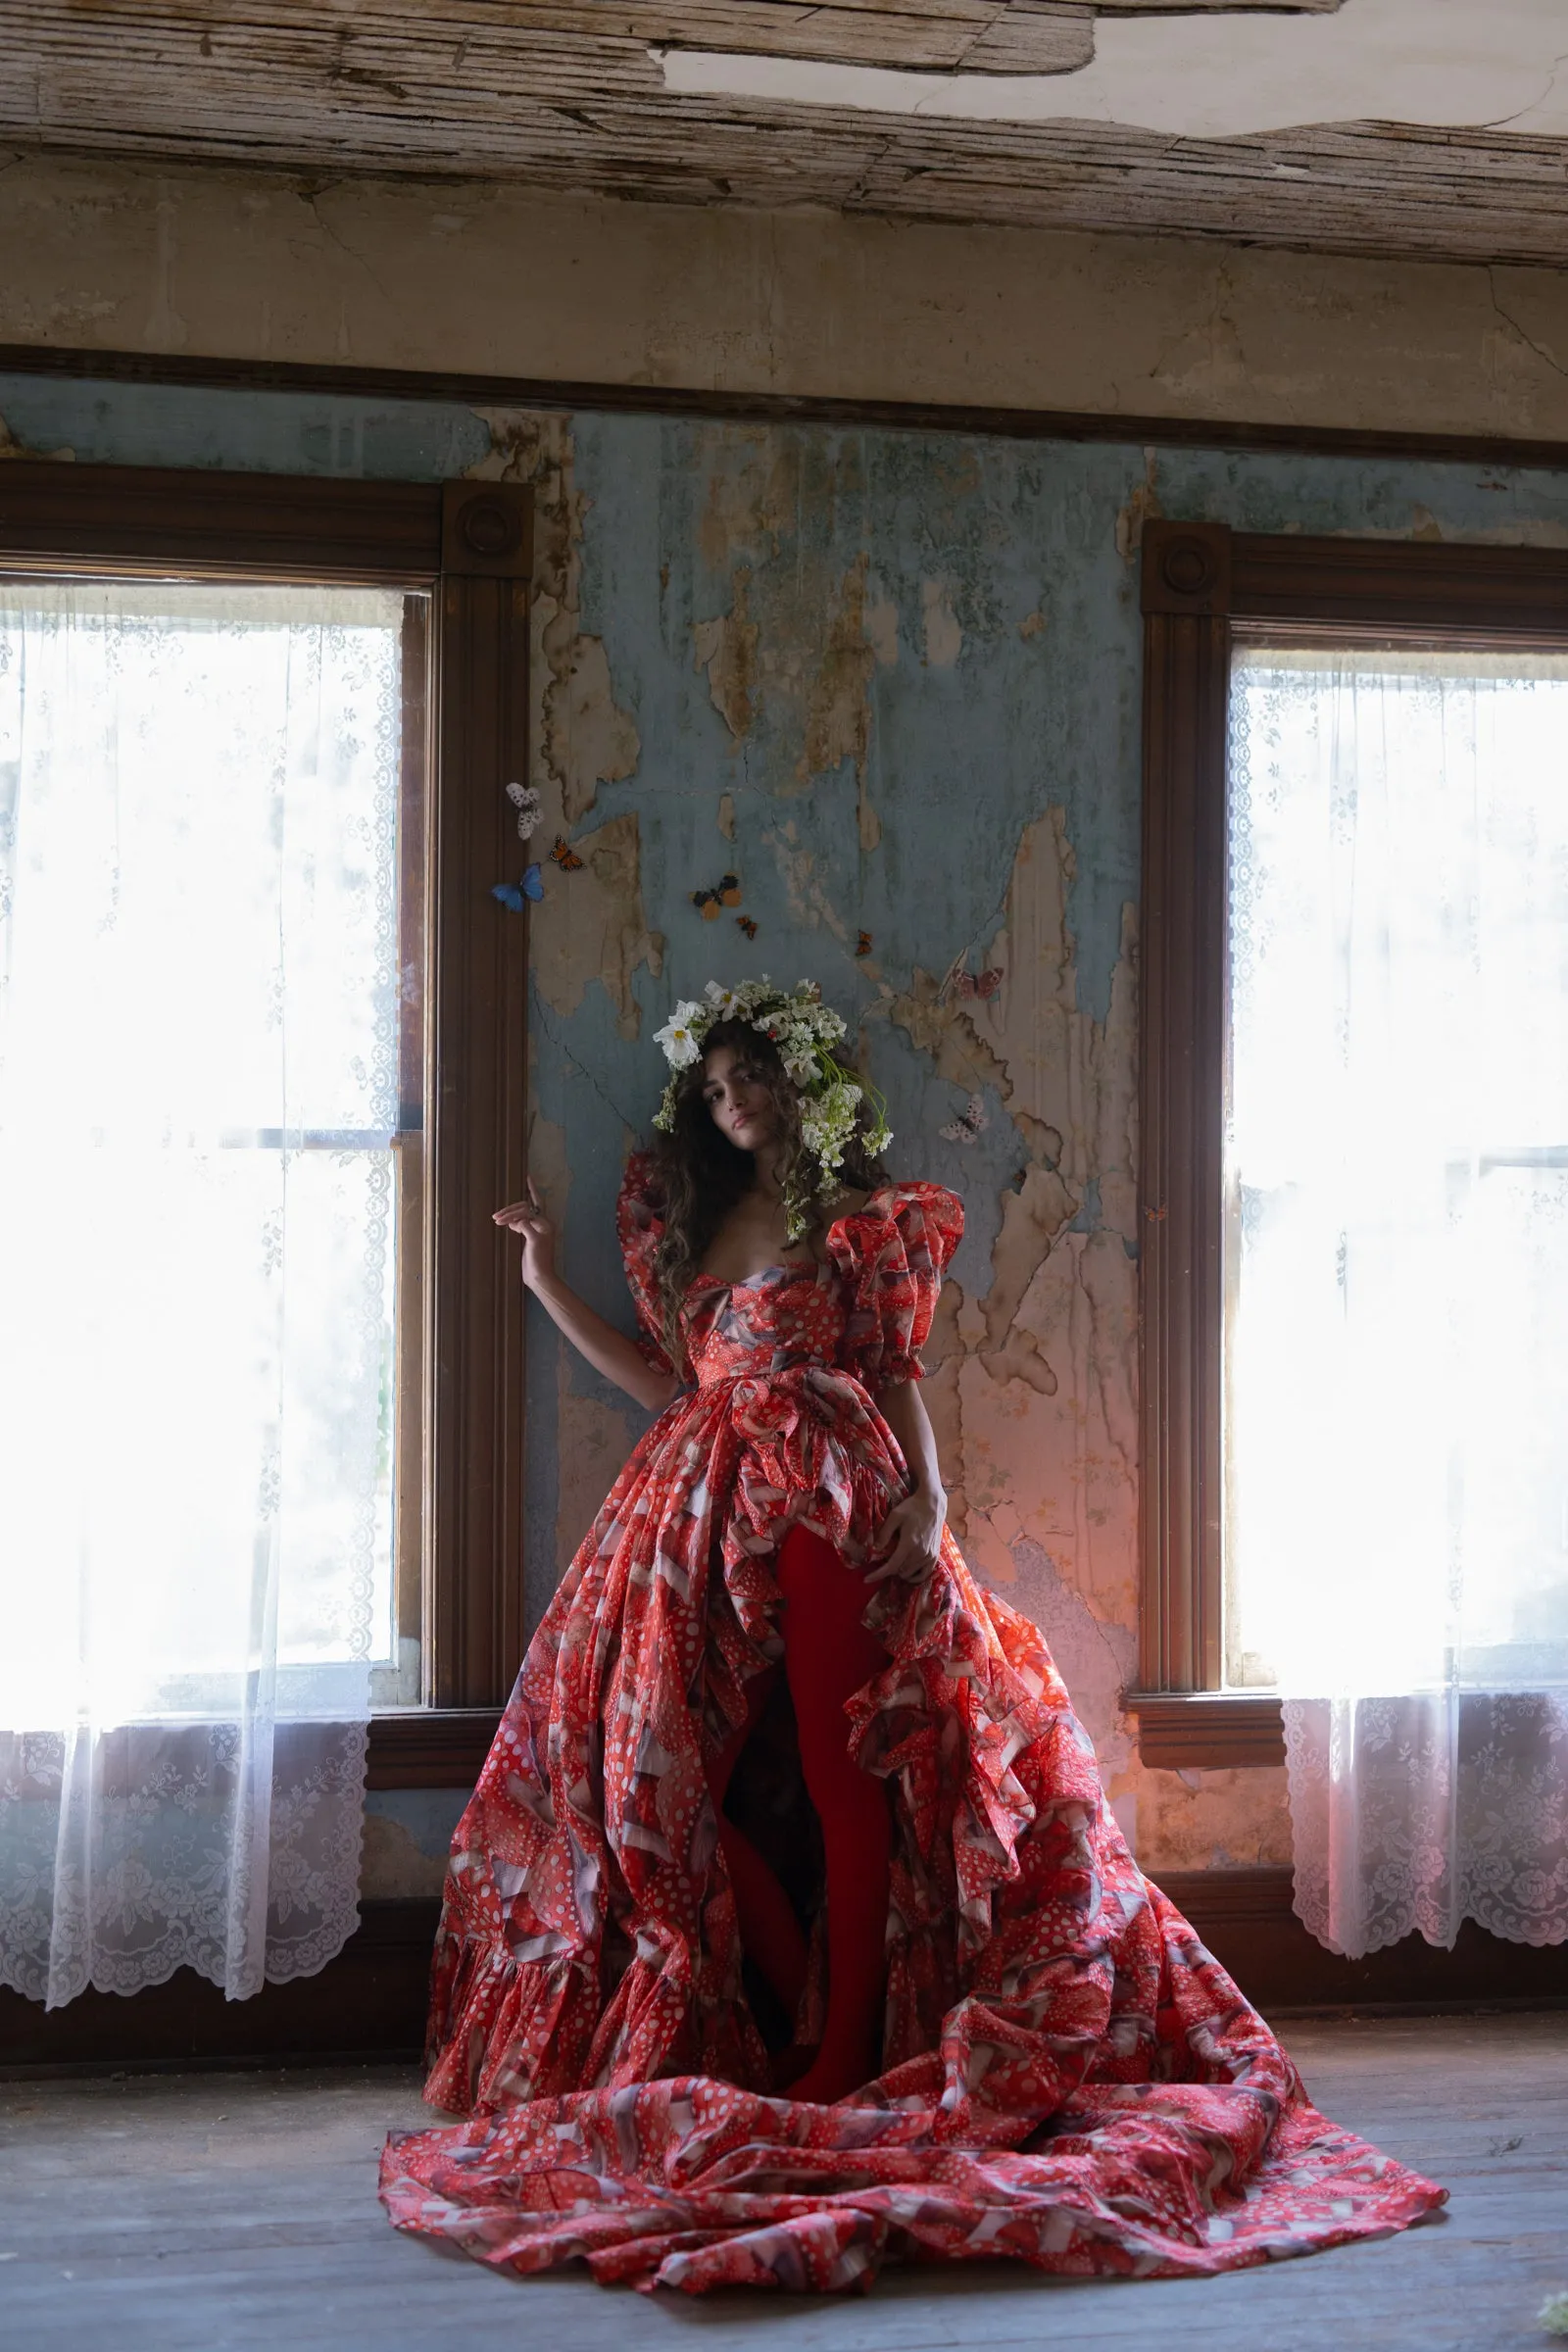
1133, 522, 1568, 1767
0, 579, 423, 1724
0, 463, 533, 1788
1227, 643, 1568, 1696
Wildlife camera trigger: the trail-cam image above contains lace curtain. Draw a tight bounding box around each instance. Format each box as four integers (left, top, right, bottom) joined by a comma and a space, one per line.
0, 581, 405, 2006
1228, 646, 1568, 1960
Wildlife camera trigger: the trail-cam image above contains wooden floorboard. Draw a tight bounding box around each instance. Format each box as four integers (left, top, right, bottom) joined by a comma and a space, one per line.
2, 2015, 1566, 2350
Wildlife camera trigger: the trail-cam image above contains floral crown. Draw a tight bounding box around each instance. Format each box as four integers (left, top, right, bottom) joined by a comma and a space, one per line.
653, 978, 893, 1238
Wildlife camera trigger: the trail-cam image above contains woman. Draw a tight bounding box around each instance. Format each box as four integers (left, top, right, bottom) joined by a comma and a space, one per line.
381, 977, 1443, 2293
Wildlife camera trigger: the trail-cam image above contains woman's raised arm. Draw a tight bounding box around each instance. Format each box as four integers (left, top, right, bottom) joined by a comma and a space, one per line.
494, 1183, 682, 1415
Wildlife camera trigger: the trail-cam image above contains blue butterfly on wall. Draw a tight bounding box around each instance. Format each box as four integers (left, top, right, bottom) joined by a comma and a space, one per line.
491, 864, 543, 911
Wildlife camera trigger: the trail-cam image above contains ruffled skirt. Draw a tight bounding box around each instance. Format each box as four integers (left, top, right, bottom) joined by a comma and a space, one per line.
380, 1370, 1445, 2291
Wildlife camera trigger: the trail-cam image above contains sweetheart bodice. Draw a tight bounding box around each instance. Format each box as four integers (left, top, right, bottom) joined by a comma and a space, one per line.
683, 1262, 850, 1388
617, 1160, 964, 1398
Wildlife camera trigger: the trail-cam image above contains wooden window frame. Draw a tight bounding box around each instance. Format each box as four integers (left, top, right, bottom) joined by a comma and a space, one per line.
0, 460, 533, 1785
1129, 519, 1568, 1768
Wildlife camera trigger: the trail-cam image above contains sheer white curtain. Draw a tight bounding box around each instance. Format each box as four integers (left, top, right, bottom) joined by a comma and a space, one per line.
0, 581, 405, 2006
1228, 646, 1568, 1960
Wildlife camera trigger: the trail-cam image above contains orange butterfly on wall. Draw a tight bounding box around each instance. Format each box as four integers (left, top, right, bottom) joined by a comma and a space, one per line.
692, 872, 742, 920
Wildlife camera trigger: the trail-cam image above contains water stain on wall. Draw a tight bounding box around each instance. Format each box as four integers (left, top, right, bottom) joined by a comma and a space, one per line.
1115, 449, 1165, 564
470, 406, 641, 822
892, 808, 1141, 1774
361, 1789, 468, 1899
799, 555, 881, 851
920, 577, 963, 668
0, 407, 74, 462
693, 564, 760, 740
688, 432, 890, 851
467, 410, 661, 1038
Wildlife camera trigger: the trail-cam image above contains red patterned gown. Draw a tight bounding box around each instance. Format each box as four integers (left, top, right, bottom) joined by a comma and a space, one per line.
380, 1163, 1444, 2293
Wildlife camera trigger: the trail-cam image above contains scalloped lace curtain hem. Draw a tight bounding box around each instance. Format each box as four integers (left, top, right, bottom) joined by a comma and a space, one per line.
1284, 1692, 1568, 1961
0, 1719, 368, 2009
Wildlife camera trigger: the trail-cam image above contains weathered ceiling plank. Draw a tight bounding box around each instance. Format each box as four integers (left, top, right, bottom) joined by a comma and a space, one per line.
1, 0, 1564, 268
956, 2, 1096, 76
8, 2, 1095, 75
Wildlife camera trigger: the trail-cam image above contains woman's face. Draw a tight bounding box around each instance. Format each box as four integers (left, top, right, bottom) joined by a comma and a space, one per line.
701, 1043, 779, 1155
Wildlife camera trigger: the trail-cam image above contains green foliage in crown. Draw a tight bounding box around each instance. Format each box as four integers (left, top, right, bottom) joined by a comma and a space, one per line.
653, 978, 893, 1240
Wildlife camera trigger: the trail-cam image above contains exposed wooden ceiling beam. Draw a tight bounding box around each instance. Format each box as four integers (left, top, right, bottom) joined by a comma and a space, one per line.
1, 0, 1562, 267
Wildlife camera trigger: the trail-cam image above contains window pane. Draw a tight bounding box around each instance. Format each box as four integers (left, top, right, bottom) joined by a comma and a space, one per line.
0, 582, 424, 1725
1225, 646, 1568, 1693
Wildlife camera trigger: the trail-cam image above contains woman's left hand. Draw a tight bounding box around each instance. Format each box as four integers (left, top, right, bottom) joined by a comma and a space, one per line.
866, 1485, 947, 1586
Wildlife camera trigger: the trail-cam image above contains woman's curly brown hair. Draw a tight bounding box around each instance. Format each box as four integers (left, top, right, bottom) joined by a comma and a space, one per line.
648, 1018, 889, 1370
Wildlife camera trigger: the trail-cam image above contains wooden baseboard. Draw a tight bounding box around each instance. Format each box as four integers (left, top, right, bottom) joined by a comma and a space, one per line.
0, 1899, 441, 2077
1159, 1868, 1568, 2013
4, 1875, 1561, 2077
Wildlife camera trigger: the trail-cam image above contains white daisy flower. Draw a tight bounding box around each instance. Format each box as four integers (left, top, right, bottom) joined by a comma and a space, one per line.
655, 1002, 706, 1068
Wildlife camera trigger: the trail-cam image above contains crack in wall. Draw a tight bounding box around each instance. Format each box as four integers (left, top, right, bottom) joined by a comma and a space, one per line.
301, 187, 399, 316
1488, 267, 1568, 384
531, 993, 642, 1133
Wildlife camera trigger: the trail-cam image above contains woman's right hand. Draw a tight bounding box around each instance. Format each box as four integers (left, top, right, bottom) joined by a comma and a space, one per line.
494, 1179, 557, 1292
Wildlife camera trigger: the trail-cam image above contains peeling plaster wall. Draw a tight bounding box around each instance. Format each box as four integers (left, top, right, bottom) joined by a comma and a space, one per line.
452, 412, 1568, 1882
8, 366, 1568, 1889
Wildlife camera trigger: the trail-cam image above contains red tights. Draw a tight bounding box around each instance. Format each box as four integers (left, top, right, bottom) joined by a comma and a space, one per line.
706, 1524, 892, 2105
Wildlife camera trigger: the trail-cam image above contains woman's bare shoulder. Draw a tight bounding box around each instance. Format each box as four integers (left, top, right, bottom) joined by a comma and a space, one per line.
827, 1185, 871, 1221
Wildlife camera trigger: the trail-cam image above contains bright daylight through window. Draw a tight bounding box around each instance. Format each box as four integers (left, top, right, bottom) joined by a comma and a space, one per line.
0, 581, 425, 1726
1224, 645, 1568, 1700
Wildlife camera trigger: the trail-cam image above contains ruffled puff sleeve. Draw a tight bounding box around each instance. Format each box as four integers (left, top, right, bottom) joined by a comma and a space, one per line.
828, 1181, 963, 1392
616, 1151, 677, 1378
